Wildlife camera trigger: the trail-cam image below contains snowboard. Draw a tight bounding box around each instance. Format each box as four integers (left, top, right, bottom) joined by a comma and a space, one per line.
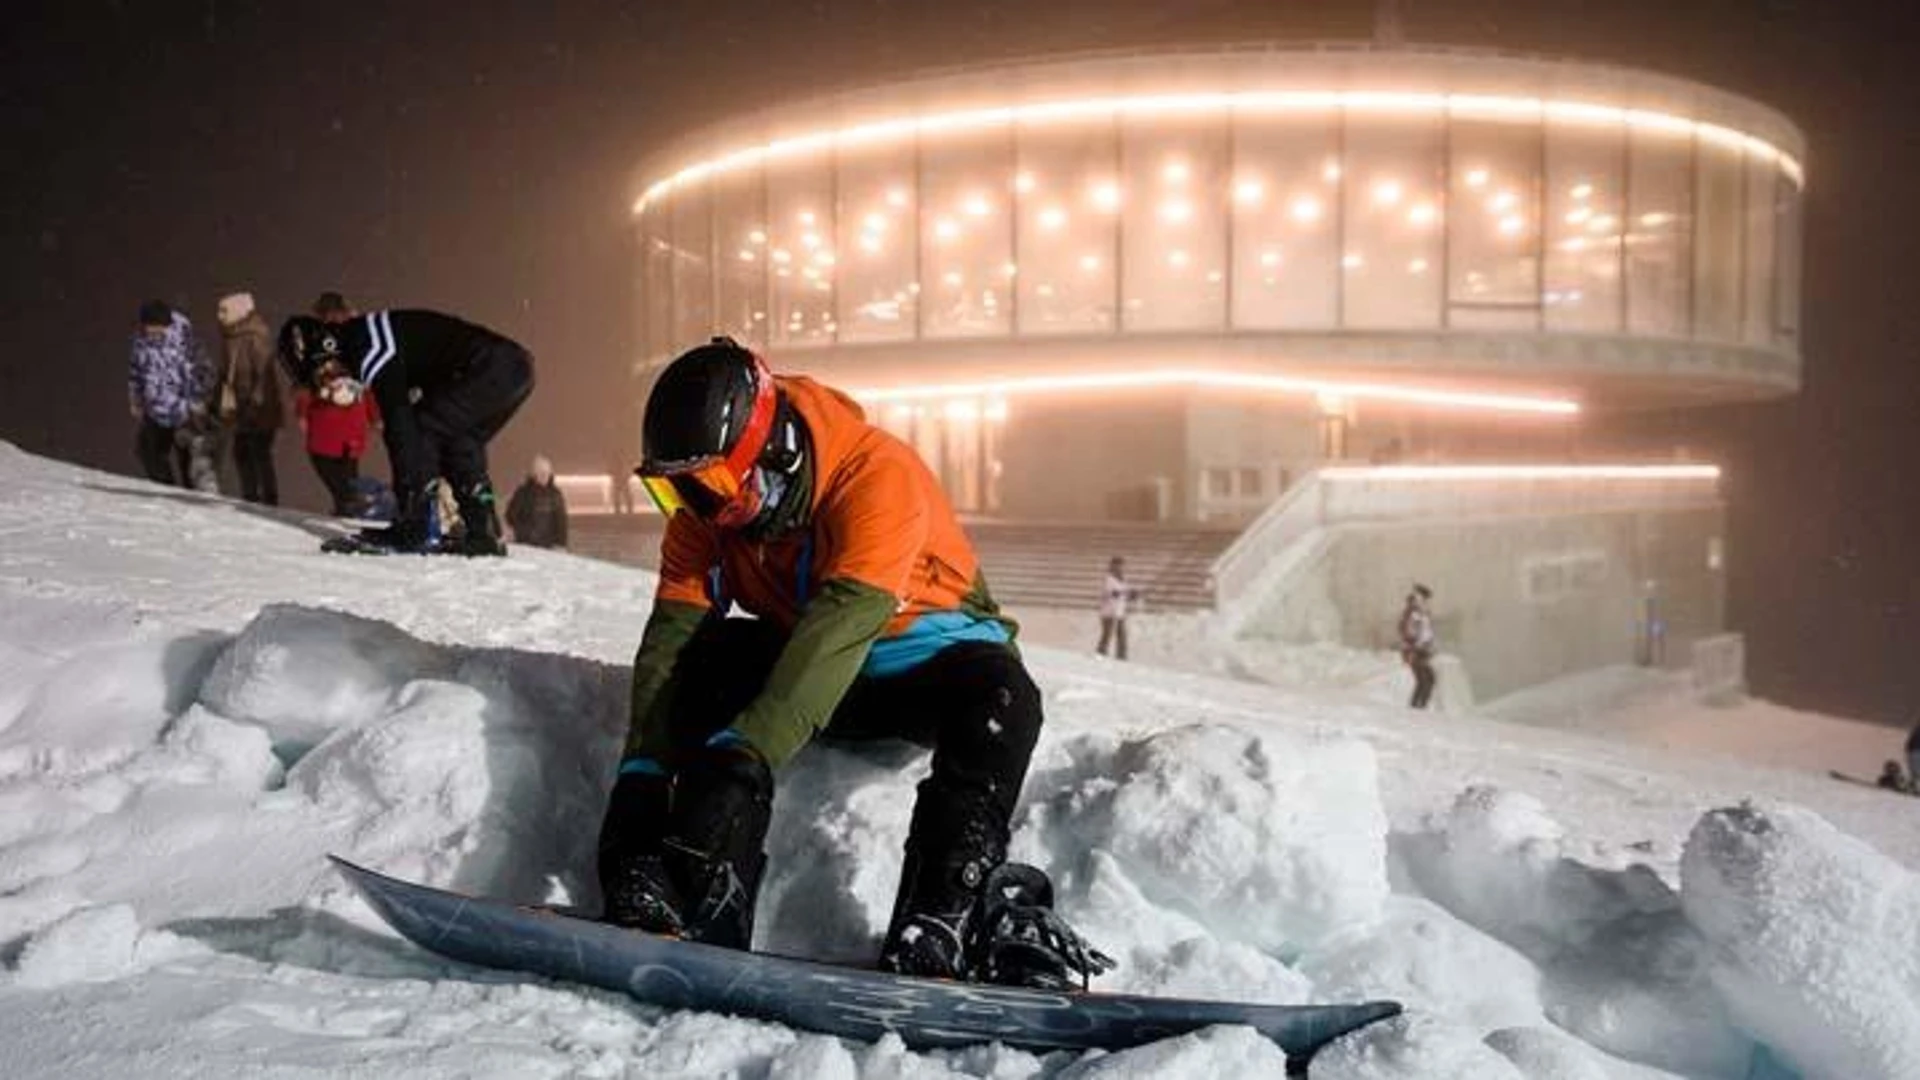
332, 856, 1401, 1068
1827, 769, 1915, 795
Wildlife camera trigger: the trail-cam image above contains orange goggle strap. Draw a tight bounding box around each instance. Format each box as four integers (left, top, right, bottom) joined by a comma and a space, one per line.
639, 352, 778, 519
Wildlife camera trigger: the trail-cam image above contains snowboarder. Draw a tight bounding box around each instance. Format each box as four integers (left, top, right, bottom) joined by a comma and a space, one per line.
1096, 556, 1139, 660
277, 309, 535, 556
595, 338, 1111, 990
214, 292, 286, 505
1399, 584, 1438, 710
1875, 760, 1909, 793
505, 454, 569, 549
128, 300, 214, 489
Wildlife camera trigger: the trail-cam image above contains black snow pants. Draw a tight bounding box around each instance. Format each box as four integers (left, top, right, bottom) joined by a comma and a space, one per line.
414, 341, 535, 498
646, 615, 1044, 890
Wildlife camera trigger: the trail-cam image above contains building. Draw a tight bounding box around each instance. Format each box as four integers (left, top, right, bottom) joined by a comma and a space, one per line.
626, 44, 1805, 701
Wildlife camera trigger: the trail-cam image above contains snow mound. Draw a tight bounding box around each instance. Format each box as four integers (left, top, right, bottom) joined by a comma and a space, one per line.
1681, 802, 1920, 1080
1021, 724, 1389, 956
1398, 785, 1747, 1076
10, 903, 192, 988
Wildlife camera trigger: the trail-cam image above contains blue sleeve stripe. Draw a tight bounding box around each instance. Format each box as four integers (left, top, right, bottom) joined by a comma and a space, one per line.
617, 757, 667, 777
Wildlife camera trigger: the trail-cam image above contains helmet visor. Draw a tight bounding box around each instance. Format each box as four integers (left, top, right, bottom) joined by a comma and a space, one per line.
639, 459, 748, 520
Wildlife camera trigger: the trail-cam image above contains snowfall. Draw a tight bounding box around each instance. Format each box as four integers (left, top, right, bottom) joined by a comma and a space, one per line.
0, 441, 1916, 1080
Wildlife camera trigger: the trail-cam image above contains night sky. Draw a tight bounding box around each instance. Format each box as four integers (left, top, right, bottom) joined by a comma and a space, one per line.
1, 0, 1916, 727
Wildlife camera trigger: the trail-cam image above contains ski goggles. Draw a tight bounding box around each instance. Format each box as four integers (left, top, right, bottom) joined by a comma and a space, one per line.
637, 359, 778, 526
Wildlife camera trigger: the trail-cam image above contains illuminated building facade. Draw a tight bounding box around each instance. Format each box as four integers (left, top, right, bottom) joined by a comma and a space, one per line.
630, 46, 1805, 525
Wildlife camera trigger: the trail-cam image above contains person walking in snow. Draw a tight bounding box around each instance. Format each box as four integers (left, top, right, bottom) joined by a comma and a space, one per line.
504, 454, 569, 549
128, 300, 214, 489
1096, 556, 1139, 661
596, 338, 1111, 990
278, 308, 534, 556
214, 292, 287, 505
1399, 584, 1438, 710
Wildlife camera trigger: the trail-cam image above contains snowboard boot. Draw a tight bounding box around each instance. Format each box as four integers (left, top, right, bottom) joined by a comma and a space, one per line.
878, 796, 1005, 980
971, 862, 1115, 990
663, 742, 774, 949
597, 770, 686, 934
453, 482, 507, 557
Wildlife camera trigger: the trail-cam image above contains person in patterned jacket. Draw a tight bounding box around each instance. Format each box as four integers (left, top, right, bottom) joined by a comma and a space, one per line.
128, 300, 214, 488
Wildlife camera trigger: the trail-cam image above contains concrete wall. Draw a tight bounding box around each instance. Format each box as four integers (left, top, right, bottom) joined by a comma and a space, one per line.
1239, 505, 1726, 701
997, 396, 1189, 521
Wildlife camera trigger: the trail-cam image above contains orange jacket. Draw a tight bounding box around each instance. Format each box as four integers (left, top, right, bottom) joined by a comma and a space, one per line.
654, 376, 987, 633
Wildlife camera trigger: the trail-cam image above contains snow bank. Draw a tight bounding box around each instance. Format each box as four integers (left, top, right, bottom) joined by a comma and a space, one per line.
10, 903, 193, 988
1682, 803, 1920, 1079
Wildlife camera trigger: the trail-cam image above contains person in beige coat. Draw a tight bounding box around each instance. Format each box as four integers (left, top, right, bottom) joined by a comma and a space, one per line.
215, 292, 287, 505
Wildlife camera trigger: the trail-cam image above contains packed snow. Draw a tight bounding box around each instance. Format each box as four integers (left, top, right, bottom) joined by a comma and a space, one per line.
0, 440, 1916, 1079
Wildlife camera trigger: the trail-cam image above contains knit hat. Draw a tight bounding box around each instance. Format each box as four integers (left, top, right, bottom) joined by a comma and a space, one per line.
312, 291, 351, 319
137, 299, 172, 327
217, 292, 255, 327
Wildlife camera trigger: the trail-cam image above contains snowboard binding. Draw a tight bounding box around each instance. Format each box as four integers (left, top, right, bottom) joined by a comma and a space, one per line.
970, 863, 1115, 991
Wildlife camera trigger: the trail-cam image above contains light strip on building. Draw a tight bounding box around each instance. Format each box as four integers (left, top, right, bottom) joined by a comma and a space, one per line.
1318, 464, 1721, 481
849, 369, 1580, 415
633, 89, 1804, 213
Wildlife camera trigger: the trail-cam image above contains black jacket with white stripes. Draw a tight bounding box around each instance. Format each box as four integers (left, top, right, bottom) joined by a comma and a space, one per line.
331, 309, 523, 498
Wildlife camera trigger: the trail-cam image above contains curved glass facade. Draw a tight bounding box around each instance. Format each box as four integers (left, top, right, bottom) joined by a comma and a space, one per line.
634, 55, 1805, 377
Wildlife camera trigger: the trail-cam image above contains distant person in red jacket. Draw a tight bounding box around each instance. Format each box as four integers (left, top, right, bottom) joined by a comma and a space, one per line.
297, 373, 381, 516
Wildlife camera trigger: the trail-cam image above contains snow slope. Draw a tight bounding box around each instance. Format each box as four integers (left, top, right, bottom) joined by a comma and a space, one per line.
1, 441, 1916, 1079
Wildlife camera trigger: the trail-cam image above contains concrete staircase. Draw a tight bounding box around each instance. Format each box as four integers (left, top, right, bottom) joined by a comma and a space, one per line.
567, 515, 1237, 612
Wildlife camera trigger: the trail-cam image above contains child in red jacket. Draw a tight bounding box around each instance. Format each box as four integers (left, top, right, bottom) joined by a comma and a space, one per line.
297, 376, 381, 516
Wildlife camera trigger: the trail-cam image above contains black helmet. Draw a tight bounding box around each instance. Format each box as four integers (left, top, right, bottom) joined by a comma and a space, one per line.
638, 338, 783, 525
278, 315, 344, 387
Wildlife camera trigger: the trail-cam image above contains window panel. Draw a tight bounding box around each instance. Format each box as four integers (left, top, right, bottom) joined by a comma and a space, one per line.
1693, 142, 1744, 343
1544, 121, 1626, 333
1775, 176, 1803, 349
1231, 108, 1339, 329
1742, 151, 1777, 347
922, 129, 1013, 338
714, 169, 768, 348
1121, 117, 1227, 332
1625, 130, 1694, 337
641, 205, 674, 364
1343, 115, 1443, 328
767, 161, 835, 346
1449, 118, 1541, 331
1016, 119, 1119, 334
670, 186, 714, 351
836, 147, 917, 343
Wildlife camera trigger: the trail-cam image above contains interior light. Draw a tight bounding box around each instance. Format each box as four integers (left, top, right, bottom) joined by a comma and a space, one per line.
1321, 464, 1718, 481
798, 210, 816, 226
1372, 179, 1403, 206
1015, 171, 1037, 193
963, 194, 991, 217
1079, 253, 1102, 272
858, 235, 882, 253
1342, 252, 1364, 270
1408, 257, 1429, 273
1091, 181, 1123, 211
1168, 249, 1191, 268
1464, 168, 1490, 188
813, 250, 836, 267
1571, 183, 1594, 200
738, 249, 757, 262
1490, 191, 1518, 212
1407, 203, 1438, 227
1499, 214, 1525, 236
801, 231, 822, 250
1566, 206, 1592, 225
1235, 179, 1266, 204
771, 249, 793, 265
1038, 206, 1067, 231
1160, 198, 1193, 224
1322, 159, 1343, 183
1259, 249, 1282, 268
942, 270, 963, 287
886, 187, 910, 208
934, 218, 960, 241
849, 369, 1581, 415
1163, 159, 1190, 184
747, 229, 768, 245
1640, 211, 1673, 228
1290, 195, 1323, 223
863, 212, 887, 232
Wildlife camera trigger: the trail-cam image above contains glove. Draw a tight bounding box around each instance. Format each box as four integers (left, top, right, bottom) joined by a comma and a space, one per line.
668, 731, 773, 868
